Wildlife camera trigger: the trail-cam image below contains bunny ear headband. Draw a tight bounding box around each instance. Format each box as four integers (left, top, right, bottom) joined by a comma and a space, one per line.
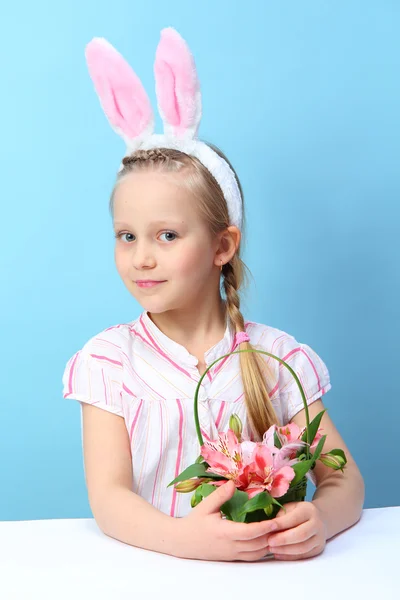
84, 27, 242, 230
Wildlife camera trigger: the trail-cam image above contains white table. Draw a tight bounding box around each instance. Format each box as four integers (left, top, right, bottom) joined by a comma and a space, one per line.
0, 507, 399, 600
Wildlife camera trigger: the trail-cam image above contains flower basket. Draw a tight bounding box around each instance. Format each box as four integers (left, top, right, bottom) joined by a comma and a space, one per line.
169, 347, 346, 523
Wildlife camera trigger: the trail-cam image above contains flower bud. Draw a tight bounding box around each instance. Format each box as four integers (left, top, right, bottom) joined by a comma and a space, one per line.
175, 478, 203, 493
229, 413, 243, 442
319, 452, 346, 470
191, 487, 204, 508
264, 504, 274, 517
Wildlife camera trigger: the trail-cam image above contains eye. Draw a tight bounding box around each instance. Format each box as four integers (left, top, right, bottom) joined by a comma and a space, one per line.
159, 231, 178, 242
115, 232, 135, 243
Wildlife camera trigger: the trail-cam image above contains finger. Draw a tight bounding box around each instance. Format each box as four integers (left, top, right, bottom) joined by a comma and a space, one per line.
235, 534, 270, 554
273, 544, 323, 561
197, 480, 236, 515
235, 547, 272, 562
228, 519, 278, 541
270, 535, 319, 556
276, 502, 298, 516
273, 503, 310, 531
268, 521, 315, 548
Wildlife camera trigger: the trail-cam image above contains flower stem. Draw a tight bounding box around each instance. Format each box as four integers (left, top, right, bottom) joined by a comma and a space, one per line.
194, 349, 311, 459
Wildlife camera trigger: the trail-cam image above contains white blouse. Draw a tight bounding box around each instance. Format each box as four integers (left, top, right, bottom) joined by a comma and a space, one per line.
62, 310, 331, 518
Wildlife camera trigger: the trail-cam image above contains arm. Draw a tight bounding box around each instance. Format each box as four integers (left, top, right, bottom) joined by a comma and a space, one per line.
81, 404, 280, 562
266, 399, 365, 560
81, 403, 177, 555
291, 399, 365, 540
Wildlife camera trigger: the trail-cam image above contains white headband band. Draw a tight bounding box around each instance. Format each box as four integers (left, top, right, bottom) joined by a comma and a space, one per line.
85, 27, 243, 230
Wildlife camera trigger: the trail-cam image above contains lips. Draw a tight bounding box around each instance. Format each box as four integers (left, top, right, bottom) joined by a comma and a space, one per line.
135, 280, 165, 288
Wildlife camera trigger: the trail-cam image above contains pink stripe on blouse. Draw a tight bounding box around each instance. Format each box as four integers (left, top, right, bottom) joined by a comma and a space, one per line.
151, 400, 165, 506
64, 351, 80, 397
89, 354, 123, 367
170, 399, 185, 517
129, 399, 144, 443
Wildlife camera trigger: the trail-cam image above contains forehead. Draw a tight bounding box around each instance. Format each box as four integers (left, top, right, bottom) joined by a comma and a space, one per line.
113, 171, 197, 223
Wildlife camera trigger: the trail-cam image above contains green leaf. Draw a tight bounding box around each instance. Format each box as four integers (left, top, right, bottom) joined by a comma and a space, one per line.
301, 410, 326, 446
168, 463, 226, 487
195, 454, 204, 464
221, 489, 249, 522
239, 491, 273, 516
238, 491, 283, 517
198, 483, 217, 498
310, 434, 327, 463
291, 459, 314, 485
273, 431, 282, 449
272, 497, 283, 508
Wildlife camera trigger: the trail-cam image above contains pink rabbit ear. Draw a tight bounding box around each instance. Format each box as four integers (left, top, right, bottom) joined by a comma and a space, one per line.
154, 28, 202, 139
85, 37, 154, 146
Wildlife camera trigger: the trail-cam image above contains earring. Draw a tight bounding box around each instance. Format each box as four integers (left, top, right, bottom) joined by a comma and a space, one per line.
220, 260, 223, 272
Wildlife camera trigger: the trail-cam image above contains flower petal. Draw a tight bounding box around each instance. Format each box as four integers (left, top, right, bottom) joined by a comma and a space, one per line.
269, 466, 295, 497
253, 445, 274, 473
227, 428, 240, 450
279, 423, 301, 442
262, 424, 278, 447
241, 441, 257, 465
273, 442, 307, 469
201, 445, 233, 473
244, 486, 265, 499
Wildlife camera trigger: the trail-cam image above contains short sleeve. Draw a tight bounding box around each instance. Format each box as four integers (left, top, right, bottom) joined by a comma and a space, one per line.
277, 334, 332, 423
62, 338, 124, 417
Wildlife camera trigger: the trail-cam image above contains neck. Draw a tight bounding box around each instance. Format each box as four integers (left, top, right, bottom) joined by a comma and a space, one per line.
147, 297, 228, 350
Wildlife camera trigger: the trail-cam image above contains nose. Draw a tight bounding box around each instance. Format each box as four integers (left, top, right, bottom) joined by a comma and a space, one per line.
131, 239, 156, 270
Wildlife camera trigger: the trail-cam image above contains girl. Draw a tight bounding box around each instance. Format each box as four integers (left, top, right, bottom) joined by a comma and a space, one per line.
62, 28, 364, 562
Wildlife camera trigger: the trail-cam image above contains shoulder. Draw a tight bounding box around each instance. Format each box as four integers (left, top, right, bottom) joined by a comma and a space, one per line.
245, 319, 298, 352
84, 322, 134, 352
68, 316, 142, 368
62, 320, 141, 413
62, 318, 142, 399
245, 318, 331, 393
246, 318, 326, 356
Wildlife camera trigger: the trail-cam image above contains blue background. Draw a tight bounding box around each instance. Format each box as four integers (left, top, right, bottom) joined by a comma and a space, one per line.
1, 1, 399, 520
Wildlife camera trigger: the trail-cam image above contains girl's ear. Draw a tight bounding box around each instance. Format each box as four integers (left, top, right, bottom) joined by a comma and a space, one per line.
154, 27, 202, 140
85, 37, 154, 150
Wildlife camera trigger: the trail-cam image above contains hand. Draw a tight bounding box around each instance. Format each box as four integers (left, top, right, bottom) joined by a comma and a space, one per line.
172, 480, 279, 562
266, 501, 328, 560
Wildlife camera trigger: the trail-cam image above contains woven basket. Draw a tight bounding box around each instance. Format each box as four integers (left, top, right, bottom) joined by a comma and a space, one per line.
278, 476, 307, 504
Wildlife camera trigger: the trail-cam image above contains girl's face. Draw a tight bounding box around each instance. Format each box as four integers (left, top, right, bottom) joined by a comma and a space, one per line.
112, 170, 223, 314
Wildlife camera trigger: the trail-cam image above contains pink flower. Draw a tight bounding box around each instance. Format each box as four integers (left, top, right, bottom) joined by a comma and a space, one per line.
263, 423, 307, 462
200, 429, 248, 486
263, 423, 324, 459
202, 431, 295, 499
299, 426, 324, 453
264, 423, 302, 445
243, 444, 295, 498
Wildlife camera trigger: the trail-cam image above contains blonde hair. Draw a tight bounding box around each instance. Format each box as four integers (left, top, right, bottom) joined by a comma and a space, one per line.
109, 142, 280, 440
